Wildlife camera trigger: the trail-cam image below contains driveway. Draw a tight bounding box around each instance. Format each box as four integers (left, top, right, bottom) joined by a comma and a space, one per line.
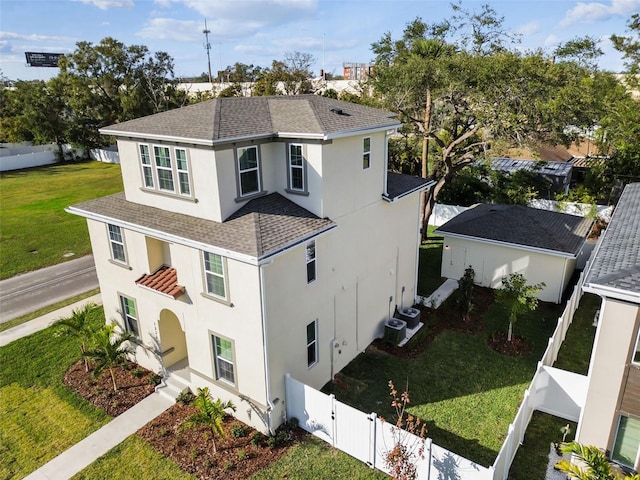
0, 255, 98, 323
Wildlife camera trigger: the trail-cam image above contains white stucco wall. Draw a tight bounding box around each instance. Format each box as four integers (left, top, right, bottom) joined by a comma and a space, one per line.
440, 235, 575, 303
577, 298, 640, 467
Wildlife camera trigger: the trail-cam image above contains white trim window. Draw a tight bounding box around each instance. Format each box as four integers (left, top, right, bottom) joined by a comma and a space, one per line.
289, 144, 305, 191
175, 148, 191, 195
237, 146, 260, 197
633, 330, 640, 365
203, 251, 226, 299
154, 146, 174, 192
363, 137, 371, 169
108, 224, 126, 264
139, 144, 154, 188
119, 295, 139, 338
213, 335, 235, 385
306, 240, 316, 283
306, 320, 318, 367
612, 415, 640, 468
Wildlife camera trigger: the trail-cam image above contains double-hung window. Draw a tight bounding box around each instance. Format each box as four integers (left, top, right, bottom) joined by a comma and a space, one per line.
612, 415, 640, 468
288, 144, 305, 192
108, 224, 126, 264
175, 148, 190, 195
363, 137, 371, 169
139, 144, 154, 188
237, 146, 260, 197
119, 295, 139, 338
203, 251, 226, 299
307, 320, 318, 367
154, 146, 174, 192
213, 335, 235, 386
306, 240, 316, 283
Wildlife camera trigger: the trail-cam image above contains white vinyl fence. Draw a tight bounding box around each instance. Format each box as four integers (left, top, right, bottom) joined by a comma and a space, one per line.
285, 374, 493, 479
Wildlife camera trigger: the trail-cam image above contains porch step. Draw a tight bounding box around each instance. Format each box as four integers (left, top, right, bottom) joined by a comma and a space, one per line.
155, 373, 190, 402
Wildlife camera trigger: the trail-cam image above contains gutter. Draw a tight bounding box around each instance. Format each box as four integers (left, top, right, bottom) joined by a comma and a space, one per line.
582, 282, 640, 305
259, 260, 276, 435
382, 180, 435, 203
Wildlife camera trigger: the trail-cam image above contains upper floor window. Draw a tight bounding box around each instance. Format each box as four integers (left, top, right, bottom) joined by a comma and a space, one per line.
306, 240, 316, 283
175, 148, 190, 196
119, 295, 140, 338
154, 146, 174, 192
363, 137, 371, 169
288, 144, 305, 192
203, 251, 227, 299
307, 320, 318, 368
139, 144, 154, 188
108, 224, 127, 264
237, 146, 261, 197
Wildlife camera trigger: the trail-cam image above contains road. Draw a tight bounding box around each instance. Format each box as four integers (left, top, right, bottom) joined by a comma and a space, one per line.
0, 255, 99, 323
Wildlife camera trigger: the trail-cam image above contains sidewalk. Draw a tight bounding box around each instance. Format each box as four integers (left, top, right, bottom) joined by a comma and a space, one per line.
0, 293, 102, 347
2, 294, 174, 479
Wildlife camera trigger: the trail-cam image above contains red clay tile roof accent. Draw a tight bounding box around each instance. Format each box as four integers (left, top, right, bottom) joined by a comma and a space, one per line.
135, 266, 185, 299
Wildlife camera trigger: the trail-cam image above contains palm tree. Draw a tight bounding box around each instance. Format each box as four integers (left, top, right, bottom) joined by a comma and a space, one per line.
182, 387, 236, 454
84, 324, 136, 392
53, 302, 99, 372
557, 441, 640, 480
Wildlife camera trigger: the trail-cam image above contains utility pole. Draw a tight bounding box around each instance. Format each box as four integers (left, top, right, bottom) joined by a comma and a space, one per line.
203, 19, 212, 83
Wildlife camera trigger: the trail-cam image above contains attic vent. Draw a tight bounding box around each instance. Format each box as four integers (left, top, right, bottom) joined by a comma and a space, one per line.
330, 107, 348, 116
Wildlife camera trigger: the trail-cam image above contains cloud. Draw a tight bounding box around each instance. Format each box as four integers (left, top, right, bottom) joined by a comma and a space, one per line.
272, 36, 358, 51
544, 34, 561, 48
0, 32, 76, 43
72, 0, 134, 9
515, 21, 540, 36
560, 0, 640, 26
0, 40, 12, 54
138, 16, 270, 41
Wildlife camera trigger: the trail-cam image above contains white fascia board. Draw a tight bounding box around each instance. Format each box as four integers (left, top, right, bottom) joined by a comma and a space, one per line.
324, 122, 401, 140
257, 224, 338, 265
65, 206, 259, 266
99, 129, 215, 147
582, 283, 640, 305
436, 231, 578, 259
382, 180, 435, 203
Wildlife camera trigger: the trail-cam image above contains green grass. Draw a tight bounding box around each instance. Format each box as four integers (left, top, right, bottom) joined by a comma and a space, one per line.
554, 293, 600, 375
324, 297, 564, 468
249, 435, 389, 479
418, 225, 446, 296
508, 412, 576, 480
0, 310, 110, 479
0, 161, 123, 279
0, 288, 100, 333
71, 436, 197, 480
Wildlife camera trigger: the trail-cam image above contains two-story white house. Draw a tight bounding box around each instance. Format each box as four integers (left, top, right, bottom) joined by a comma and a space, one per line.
68, 95, 432, 434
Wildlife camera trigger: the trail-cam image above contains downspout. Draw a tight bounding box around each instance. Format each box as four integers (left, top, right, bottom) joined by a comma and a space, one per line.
259, 260, 276, 435
558, 257, 568, 304
414, 193, 422, 304
383, 130, 391, 197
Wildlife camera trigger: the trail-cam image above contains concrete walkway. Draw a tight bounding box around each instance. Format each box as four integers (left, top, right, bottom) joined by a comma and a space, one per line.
23, 392, 173, 480
417, 278, 459, 309
2, 294, 174, 479
0, 293, 102, 347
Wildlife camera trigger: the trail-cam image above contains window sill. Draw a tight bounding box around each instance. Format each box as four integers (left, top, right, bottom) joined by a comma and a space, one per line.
108, 259, 132, 270
200, 292, 233, 307
189, 367, 239, 395
285, 188, 310, 197
139, 187, 198, 203
234, 191, 268, 203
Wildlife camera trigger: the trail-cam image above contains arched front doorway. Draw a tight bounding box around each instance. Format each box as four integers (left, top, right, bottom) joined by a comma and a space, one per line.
158, 309, 188, 369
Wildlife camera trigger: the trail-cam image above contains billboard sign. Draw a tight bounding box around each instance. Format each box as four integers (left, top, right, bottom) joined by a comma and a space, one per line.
25, 52, 63, 67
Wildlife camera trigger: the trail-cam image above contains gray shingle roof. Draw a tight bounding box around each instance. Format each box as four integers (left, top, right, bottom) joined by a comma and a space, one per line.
101, 95, 400, 143
385, 172, 433, 201
435, 204, 593, 256
70, 192, 335, 260
584, 183, 640, 296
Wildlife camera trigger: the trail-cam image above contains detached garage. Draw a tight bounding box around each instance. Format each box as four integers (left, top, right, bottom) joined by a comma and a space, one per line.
435, 204, 593, 303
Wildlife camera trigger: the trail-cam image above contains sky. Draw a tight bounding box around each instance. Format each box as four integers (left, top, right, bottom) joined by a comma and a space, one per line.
0, 0, 638, 82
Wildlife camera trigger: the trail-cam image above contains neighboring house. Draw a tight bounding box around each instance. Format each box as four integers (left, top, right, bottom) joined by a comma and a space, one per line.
482, 157, 573, 195
576, 182, 640, 471
67, 95, 432, 434
435, 204, 593, 303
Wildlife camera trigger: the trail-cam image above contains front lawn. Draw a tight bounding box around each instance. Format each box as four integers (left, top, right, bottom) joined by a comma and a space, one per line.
0, 310, 110, 479
0, 161, 123, 279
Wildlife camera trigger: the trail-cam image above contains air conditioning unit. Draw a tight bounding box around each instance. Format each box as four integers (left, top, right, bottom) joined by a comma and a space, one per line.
384, 318, 407, 346
396, 307, 421, 329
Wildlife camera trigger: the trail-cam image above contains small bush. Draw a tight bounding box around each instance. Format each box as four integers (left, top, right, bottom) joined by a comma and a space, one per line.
148, 373, 162, 385
237, 449, 247, 461
176, 389, 195, 405
132, 367, 145, 378
231, 423, 248, 438
223, 462, 235, 472
287, 417, 299, 429
250, 432, 265, 447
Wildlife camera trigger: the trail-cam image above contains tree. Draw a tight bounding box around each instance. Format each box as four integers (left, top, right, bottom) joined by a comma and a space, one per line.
380, 381, 427, 480
84, 324, 137, 392
370, 5, 611, 240
557, 441, 640, 480
53, 302, 99, 372
455, 266, 475, 321
253, 51, 315, 96
495, 273, 545, 342
182, 387, 236, 454
554, 36, 604, 71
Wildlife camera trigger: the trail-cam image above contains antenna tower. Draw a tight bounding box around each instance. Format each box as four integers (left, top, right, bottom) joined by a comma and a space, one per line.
203, 19, 212, 83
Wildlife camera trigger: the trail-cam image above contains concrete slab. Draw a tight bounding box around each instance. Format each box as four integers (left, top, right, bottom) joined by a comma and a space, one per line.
417, 278, 459, 309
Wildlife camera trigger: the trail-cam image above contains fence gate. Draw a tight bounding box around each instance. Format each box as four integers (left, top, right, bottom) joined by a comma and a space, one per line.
334, 400, 376, 466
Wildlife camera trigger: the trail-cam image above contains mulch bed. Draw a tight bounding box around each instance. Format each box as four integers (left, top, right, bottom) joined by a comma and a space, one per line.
137, 403, 303, 480
487, 332, 532, 357
63, 359, 159, 416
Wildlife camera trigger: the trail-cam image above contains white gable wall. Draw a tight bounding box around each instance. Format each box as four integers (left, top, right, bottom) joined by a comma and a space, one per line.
440, 235, 576, 303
